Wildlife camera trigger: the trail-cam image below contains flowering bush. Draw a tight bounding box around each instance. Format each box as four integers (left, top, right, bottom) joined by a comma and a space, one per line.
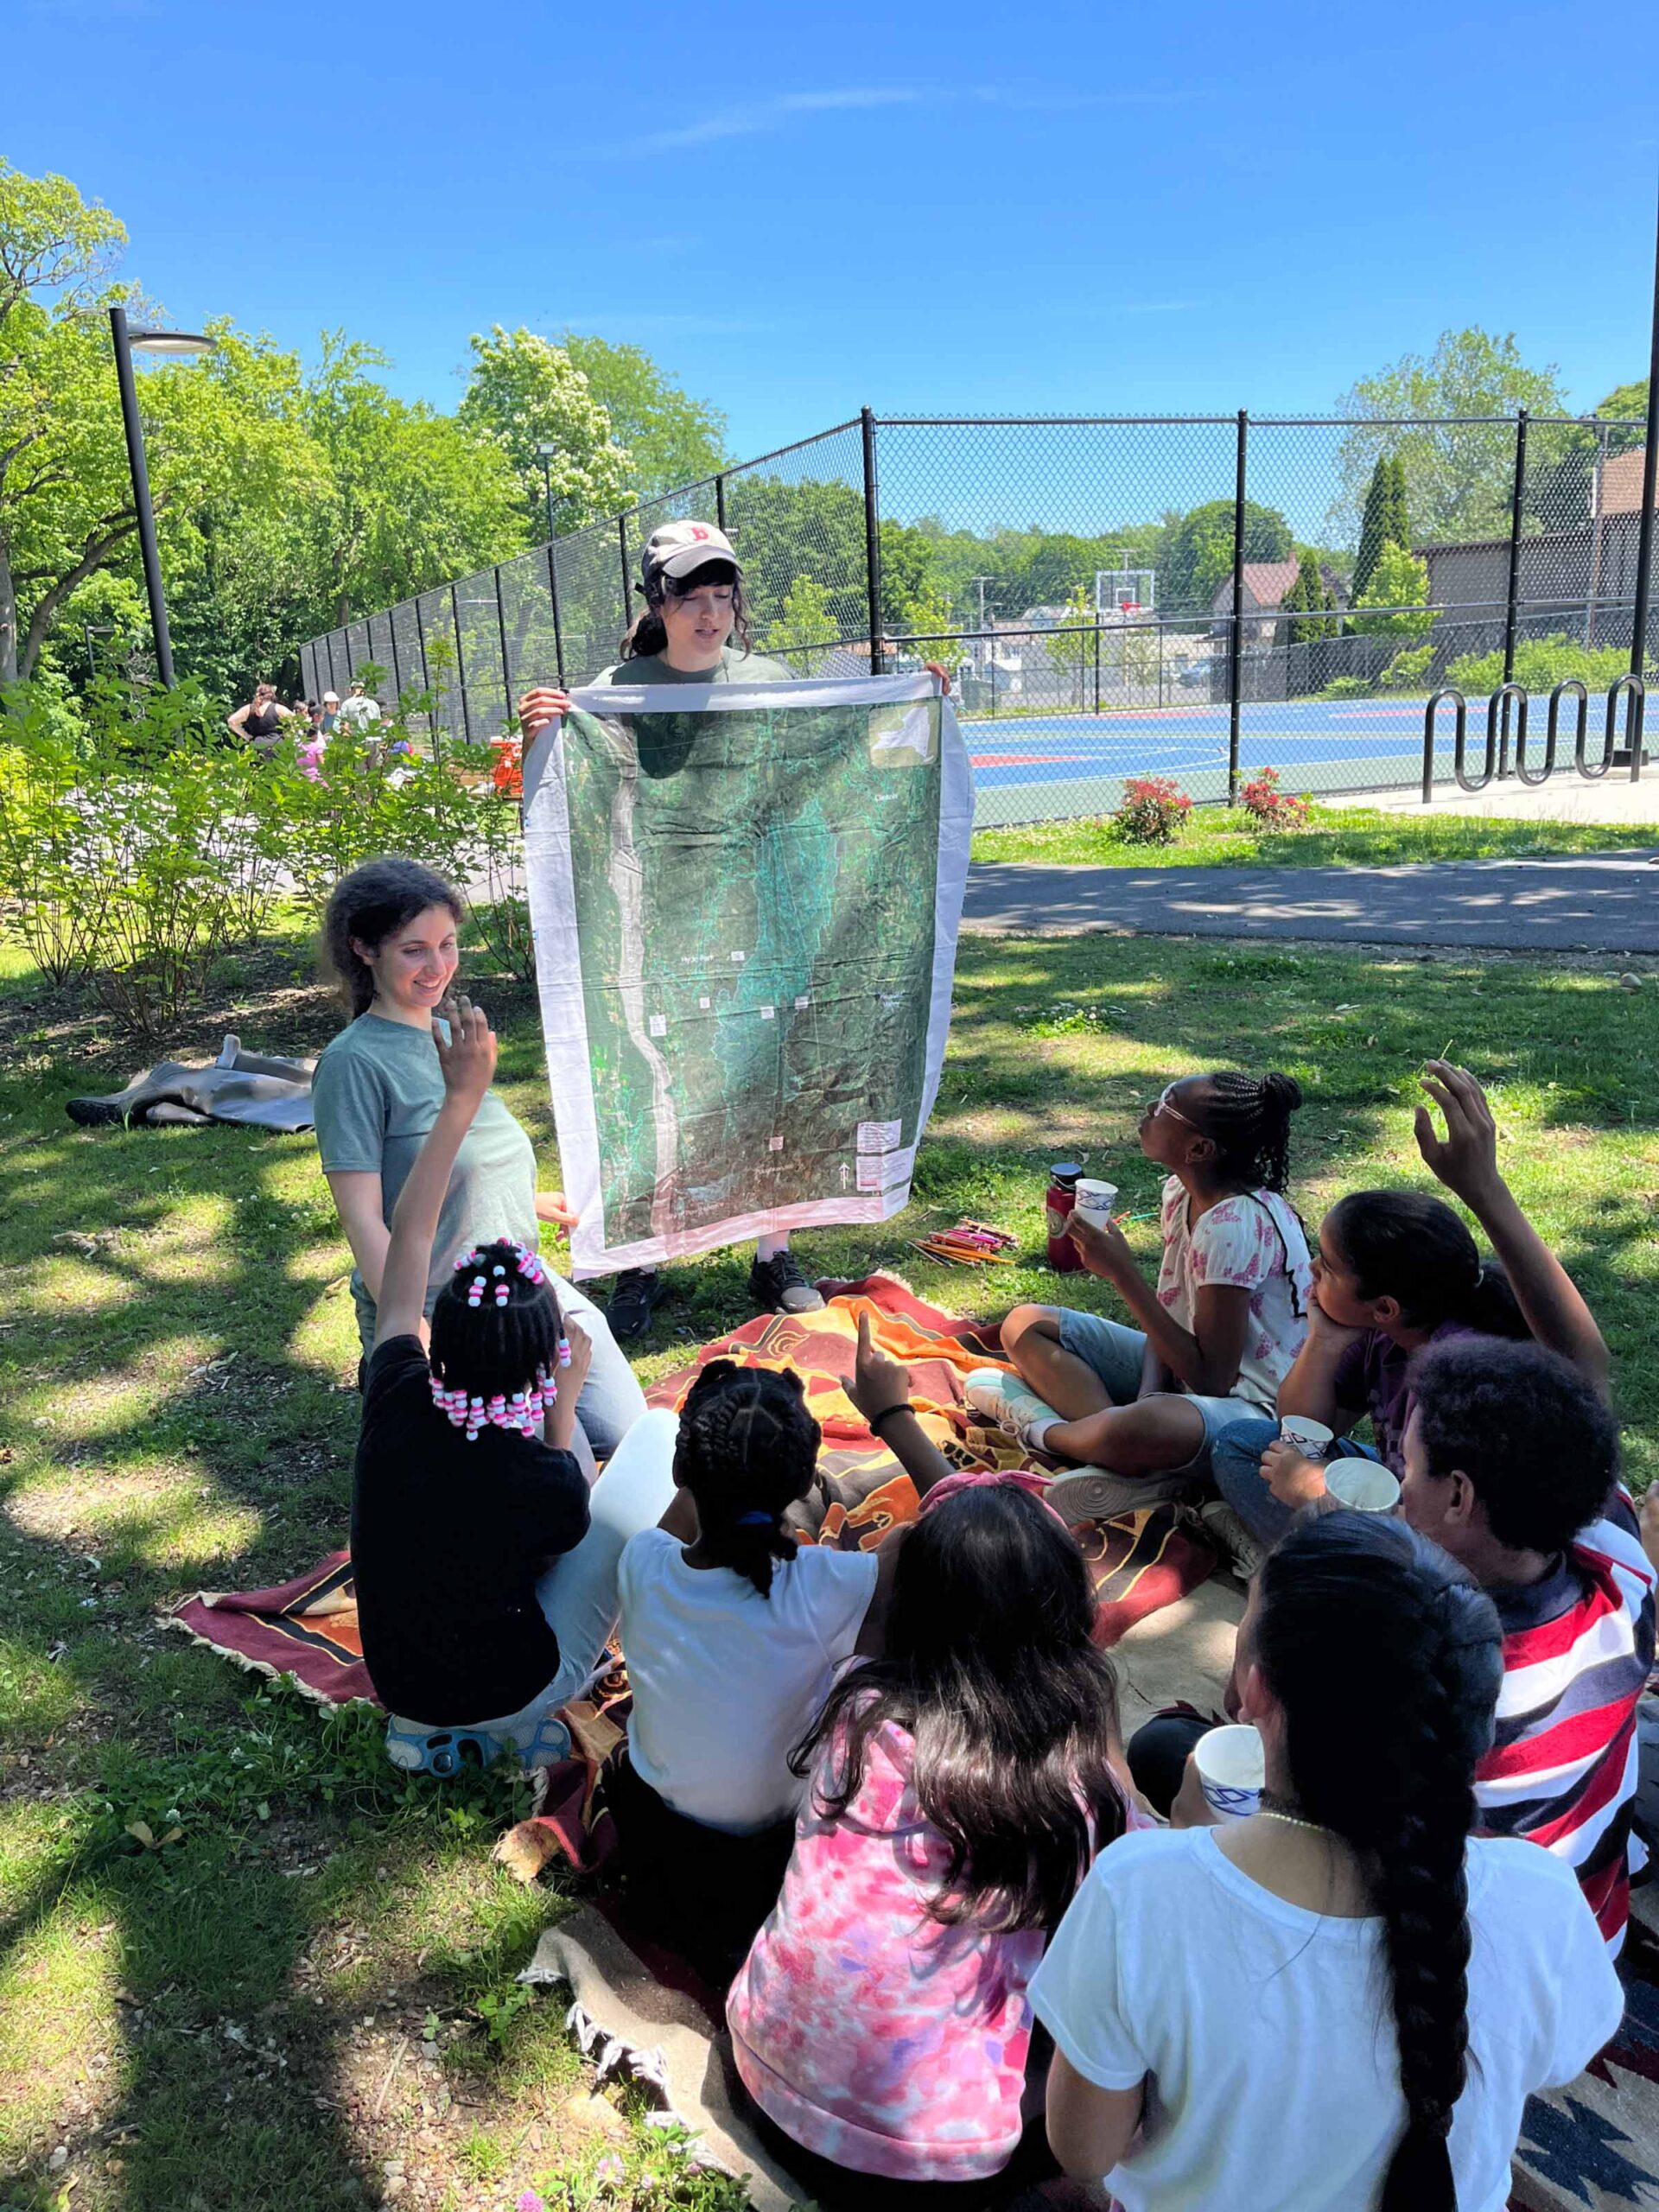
1239, 766, 1310, 830
1113, 775, 1192, 845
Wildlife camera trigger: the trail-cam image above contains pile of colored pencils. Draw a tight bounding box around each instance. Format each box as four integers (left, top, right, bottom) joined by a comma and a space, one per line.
910, 1218, 1020, 1268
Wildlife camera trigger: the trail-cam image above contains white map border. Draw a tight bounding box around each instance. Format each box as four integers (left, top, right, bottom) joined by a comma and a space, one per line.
521, 673, 972, 1276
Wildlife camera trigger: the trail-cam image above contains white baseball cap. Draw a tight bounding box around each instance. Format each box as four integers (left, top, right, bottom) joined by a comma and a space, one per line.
322, 690, 339, 702
641, 519, 742, 587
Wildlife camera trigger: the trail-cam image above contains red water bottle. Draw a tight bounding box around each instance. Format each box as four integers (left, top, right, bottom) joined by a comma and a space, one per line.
1046, 1162, 1085, 1272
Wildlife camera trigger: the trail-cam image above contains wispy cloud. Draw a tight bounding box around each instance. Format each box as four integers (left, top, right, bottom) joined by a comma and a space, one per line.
626, 87, 923, 153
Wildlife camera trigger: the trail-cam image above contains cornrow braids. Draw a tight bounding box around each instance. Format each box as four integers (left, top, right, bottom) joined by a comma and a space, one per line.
1255, 1513, 1503, 2212
674, 1360, 821, 1599
1199, 1069, 1303, 1193
428, 1239, 564, 1439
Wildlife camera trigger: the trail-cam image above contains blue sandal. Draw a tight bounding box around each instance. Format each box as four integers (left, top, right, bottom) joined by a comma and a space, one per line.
385, 1723, 505, 1777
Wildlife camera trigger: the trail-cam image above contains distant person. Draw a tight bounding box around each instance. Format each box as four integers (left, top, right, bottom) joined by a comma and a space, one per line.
338, 680, 382, 737
517, 521, 953, 1342
321, 690, 341, 734
226, 681, 292, 753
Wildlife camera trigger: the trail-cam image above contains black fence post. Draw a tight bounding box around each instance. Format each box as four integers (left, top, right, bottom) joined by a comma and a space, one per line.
494, 567, 512, 733
450, 582, 468, 745
715, 472, 728, 536
1228, 409, 1249, 804
546, 543, 567, 690
387, 605, 402, 705
1094, 617, 1102, 715
1500, 408, 1529, 776
1630, 186, 1659, 688
618, 515, 632, 639
861, 406, 885, 675
416, 607, 434, 758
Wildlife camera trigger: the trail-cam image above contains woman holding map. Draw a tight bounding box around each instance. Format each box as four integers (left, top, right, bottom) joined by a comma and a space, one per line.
520, 520, 873, 1341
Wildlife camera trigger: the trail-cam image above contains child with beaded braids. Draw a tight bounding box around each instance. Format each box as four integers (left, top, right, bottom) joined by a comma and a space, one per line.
608, 1315, 954, 1979
1033, 1510, 1621, 2211
354, 995, 679, 1775
971, 1069, 1313, 1516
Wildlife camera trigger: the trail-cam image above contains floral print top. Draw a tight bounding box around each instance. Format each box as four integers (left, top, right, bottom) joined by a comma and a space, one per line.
1156, 1176, 1313, 1412
726, 1712, 1141, 2182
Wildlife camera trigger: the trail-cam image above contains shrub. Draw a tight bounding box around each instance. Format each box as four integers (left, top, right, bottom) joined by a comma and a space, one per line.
1379, 644, 1435, 691
1114, 775, 1192, 844
1446, 634, 1637, 697
1319, 674, 1370, 699
1239, 766, 1310, 829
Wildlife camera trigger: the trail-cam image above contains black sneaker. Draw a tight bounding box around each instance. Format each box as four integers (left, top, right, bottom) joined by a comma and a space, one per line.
606, 1268, 666, 1340
747, 1249, 826, 1316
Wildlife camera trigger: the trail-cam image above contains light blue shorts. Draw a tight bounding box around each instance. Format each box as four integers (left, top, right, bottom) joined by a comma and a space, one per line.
1053, 1307, 1268, 1471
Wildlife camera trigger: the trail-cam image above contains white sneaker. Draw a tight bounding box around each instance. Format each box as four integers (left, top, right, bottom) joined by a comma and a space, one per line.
964, 1368, 1060, 1448
1196, 1499, 1266, 1581
1046, 1464, 1202, 1524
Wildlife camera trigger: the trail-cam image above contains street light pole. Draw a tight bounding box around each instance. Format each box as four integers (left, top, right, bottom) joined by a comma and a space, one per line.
109, 307, 214, 689
536, 442, 558, 542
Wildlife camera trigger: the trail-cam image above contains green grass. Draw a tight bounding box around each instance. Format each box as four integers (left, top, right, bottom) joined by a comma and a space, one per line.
3, 920, 1658, 2205
971, 800, 1659, 869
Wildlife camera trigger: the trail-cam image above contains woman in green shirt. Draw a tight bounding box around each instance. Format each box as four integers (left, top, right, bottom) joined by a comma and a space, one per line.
519, 521, 835, 1339
311, 857, 646, 1456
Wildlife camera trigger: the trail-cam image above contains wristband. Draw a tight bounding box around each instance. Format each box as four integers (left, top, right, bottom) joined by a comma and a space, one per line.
868, 1402, 913, 1436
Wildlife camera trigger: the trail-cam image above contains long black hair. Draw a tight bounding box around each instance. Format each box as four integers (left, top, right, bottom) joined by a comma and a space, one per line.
429, 1237, 563, 1420
1326, 1189, 1528, 1338
1255, 1511, 1503, 2212
792, 1484, 1126, 1933
1191, 1070, 1303, 1193
621, 556, 755, 662
322, 857, 463, 1019
674, 1360, 821, 1598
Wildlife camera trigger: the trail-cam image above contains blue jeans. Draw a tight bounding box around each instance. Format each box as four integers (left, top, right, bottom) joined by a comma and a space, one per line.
1210, 1418, 1382, 1548
552, 1271, 649, 1459
1052, 1307, 1271, 1472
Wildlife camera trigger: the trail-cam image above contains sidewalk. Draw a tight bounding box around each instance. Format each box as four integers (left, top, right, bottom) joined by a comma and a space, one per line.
1363, 767, 1659, 826
962, 849, 1659, 953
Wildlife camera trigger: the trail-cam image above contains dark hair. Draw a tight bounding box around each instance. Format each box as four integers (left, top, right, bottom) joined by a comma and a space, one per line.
621, 558, 754, 662
1255, 1512, 1503, 2212
1325, 1190, 1528, 1338
322, 858, 463, 1018
428, 1237, 563, 1408
1191, 1070, 1302, 1192
793, 1485, 1126, 1933
1409, 1336, 1619, 1554
673, 1360, 821, 1598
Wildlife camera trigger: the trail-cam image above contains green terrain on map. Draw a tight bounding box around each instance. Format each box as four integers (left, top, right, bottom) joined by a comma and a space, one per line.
563, 696, 944, 1248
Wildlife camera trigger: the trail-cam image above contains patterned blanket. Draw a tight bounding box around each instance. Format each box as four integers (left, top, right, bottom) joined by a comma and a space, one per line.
164, 1278, 1217, 1700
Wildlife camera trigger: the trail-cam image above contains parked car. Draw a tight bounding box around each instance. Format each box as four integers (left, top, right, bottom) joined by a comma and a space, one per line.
1177, 662, 1211, 689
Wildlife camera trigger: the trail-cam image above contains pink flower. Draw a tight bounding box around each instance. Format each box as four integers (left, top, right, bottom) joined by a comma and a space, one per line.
517, 2194, 547, 2212
594, 2155, 627, 2187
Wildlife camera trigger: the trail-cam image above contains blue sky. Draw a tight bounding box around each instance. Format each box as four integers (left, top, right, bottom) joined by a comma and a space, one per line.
10, 0, 1657, 474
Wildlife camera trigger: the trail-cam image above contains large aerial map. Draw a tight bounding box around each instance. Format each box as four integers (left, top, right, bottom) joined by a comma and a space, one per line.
522, 674, 972, 1273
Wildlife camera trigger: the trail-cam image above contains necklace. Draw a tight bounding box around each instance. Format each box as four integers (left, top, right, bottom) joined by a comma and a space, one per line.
1256, 1808, 1329, 1837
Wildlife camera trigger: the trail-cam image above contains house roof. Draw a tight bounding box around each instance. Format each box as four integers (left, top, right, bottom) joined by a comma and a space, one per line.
1213, 559, 1302, 613
1601, 447, 1656, 516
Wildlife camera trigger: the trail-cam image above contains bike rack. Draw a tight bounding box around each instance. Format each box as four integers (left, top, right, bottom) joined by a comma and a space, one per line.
1532, 680, 1585, 785
1605, 673, 1647, 781
1421, 687, 1466, 804
1484, 683, 1528, 787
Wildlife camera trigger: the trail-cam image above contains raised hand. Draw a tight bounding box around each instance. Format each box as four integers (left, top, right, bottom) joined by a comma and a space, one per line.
433, 994, 497, 1108
848, 1310, 912, 1425
1414, 1059, 1502, 1207
1065, 1207, 1136, 1283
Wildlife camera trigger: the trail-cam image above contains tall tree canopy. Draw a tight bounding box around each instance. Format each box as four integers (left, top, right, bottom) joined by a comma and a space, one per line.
560, 333, 728, 499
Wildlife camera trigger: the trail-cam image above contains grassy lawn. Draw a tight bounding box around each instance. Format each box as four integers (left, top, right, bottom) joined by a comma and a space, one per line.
3, 918, 1658, 2209
971, 801, 1659, 869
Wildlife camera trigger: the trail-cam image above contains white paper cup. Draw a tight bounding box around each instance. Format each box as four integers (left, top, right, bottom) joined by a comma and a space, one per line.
1193, 1724, 1265, 1823
1071, 1178, 1118, 1225
1325, 1458, 1402, 1514
1279, 1415, 1334, 1457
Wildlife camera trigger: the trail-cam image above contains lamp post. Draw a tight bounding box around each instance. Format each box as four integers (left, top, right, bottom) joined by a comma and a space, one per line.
535, 442, 559, 542
109, 306, 213, 687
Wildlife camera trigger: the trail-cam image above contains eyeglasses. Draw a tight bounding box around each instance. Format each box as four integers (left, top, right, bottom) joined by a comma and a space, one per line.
1148, 1084, 1198, 1130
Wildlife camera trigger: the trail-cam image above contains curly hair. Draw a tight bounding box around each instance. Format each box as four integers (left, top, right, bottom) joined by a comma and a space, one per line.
1326, 1190, 1528, 1337
1255, 1511, 1504, 2212
429, 1238, 563, 1412
792, 1484, 1127, 1934
620, 557, 755, 662
672, 1360, 822, 1599
1192, 1070, 1303, 1193
1409, 1336, 1619, 1554
321, 858, 462, 1019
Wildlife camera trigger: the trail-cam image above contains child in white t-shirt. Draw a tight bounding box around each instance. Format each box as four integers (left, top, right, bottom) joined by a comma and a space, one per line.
1031, 1510, 1622, 2212
610, 1314, 950, 1977
970, 1069, 1313, 1516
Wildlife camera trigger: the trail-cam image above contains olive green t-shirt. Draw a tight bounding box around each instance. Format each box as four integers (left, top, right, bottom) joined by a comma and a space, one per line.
312, 1013, 538, 1353
589, 645, 796, 686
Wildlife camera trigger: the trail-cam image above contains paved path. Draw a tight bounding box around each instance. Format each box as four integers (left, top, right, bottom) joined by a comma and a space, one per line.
962, 850, 1659, 953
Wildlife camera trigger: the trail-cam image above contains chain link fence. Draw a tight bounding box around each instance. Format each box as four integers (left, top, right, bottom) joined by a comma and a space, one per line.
298, 409, 1656, 823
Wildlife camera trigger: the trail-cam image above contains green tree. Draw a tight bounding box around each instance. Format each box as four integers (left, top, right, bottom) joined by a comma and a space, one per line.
764, 573, 838, 671
560, 333, 727, 499
1352, 457, 1410, 602
1594, 378, 1649, 457
1160, 499, 1294, 613
721, 474, 868, 636
893, 579, 964, 677
1047, 582, 1096, 704
456, 325, 634, 536
1332, 327, 1568, 545
1282, 548, 1338, 645
878, 519, 937, 631
1349, 541, 1435, 639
